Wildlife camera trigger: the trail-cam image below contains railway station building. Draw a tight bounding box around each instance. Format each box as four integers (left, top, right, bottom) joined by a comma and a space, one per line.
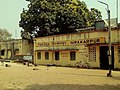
0, 39, 33, 60
33, 25, 120, 69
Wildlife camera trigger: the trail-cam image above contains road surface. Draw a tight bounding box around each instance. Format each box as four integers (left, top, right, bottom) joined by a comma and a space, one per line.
0, 62, 120, 90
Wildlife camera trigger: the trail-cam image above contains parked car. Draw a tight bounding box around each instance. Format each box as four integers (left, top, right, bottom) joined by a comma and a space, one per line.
15, 55, 33, 66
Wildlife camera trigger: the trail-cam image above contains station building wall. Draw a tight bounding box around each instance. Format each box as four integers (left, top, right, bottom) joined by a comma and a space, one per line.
34, 28, 120, 69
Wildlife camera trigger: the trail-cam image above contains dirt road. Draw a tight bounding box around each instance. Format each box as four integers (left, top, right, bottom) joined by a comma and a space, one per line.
0, 62, 120, 90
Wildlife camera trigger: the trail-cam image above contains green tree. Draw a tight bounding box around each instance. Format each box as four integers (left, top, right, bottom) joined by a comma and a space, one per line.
88, 8, 102, 26
0, 28, 12, 41
19, 0, 102, 39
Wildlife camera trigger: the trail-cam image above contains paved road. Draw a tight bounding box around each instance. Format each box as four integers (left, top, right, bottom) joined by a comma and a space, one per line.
0, 62, 120, 90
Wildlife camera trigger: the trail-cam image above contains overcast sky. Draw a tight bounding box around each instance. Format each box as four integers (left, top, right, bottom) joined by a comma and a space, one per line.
0, 0, 28, 39
0, 0, 119, 39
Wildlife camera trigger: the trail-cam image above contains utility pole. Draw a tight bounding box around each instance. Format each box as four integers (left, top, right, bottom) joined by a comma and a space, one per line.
15, 29, 17, 39
0, 44, 1, 59
107, 9, 112, 77
6, 42, 8, 59
116, 0, 118, 26
98, 0, 112, 77
52, 36, 54, 65
10, 40, 15, 60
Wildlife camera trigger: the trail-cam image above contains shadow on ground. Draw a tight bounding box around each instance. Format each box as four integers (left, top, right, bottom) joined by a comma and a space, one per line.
6, 84, 120, 90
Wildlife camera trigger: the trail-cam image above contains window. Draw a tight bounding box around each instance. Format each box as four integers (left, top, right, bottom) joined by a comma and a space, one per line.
55, 52, 59, 60
70, 51, 76, 60
45, 52, 49, 60
118, 46, 120, 62
37, 52, 41, 60
15, 49, 19, 55
89, 47, 96, 62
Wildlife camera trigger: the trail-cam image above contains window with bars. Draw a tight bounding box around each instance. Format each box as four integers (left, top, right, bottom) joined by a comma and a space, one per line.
45, 52, 49, 60
37, 52, 41, 60
89, 47, 96, 62
55, 52, 59, 60
70, 51, 76, 60
118, 46, 120, 62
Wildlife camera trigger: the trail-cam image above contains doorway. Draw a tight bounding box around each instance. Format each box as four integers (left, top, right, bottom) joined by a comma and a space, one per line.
100, 46, 114, 70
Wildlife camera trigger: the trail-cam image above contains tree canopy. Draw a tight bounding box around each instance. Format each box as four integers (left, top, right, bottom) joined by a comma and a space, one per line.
19, 0, 102, 39
0, 28, 12, 41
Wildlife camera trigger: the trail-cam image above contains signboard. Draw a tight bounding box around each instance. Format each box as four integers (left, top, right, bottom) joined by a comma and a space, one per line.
36, 37, 105, 47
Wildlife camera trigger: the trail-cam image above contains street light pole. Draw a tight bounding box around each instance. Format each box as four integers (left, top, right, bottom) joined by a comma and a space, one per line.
116, 0, 118, 26
107, 9, 112, 77
97, 0, 112, 77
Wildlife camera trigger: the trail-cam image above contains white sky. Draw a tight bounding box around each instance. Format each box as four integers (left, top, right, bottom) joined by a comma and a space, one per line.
0, 0, 119, 39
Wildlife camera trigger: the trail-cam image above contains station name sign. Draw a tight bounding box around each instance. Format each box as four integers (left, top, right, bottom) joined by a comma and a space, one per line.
36, 37, 105, 47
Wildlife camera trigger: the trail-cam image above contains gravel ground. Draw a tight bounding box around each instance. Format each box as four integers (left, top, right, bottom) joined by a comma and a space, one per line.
0, 62, 120, 90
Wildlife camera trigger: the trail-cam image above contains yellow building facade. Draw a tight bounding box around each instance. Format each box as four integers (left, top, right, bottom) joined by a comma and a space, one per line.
34, 28, 120, 69
0, 39, 33, 59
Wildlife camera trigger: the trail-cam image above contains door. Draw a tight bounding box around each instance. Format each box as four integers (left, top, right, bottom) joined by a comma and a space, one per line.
100, 46, 114, 70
